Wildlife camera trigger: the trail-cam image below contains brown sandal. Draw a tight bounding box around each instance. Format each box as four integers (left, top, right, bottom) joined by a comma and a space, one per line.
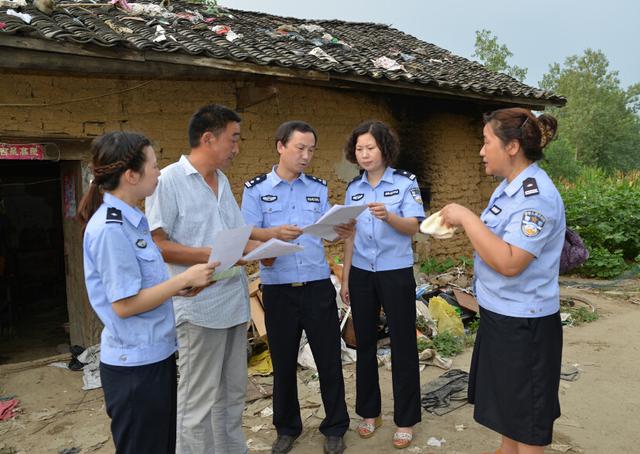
356, 415, 382, 439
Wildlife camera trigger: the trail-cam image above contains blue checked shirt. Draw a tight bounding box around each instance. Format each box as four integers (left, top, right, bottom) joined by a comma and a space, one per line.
145, 155, 249, 329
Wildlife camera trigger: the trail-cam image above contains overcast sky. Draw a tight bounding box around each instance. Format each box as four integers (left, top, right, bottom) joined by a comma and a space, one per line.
222, 0, 640, 89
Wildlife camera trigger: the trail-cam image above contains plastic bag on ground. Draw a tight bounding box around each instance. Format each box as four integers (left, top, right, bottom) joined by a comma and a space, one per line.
428, 296, 464, 337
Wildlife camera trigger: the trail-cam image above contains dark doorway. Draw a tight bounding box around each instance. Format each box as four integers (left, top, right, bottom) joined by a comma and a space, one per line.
0, 160, 69, 364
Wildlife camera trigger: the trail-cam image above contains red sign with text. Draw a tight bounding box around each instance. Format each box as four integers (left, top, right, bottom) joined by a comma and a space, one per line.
0, 143, 45, 160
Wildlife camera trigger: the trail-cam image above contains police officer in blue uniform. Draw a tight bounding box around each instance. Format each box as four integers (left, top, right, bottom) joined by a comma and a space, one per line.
78, 132, 216, 454
340, 121, 425, 449
241, 121, 354, 454
440, 108, 564, 454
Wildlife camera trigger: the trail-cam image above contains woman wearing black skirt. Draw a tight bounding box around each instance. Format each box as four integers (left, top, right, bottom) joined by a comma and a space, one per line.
439, 108, 564, 454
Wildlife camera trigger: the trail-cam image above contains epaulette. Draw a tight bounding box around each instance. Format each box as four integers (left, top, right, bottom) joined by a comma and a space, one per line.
106, 207, 123, 224
394, 169, 417, 181
307, 174, 327, 186
523, 177, 540, 197
347, 174, 362, 188
244, 174, 267, 188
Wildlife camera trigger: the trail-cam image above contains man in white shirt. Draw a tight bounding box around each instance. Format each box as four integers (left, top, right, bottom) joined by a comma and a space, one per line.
146, 104, 250, 454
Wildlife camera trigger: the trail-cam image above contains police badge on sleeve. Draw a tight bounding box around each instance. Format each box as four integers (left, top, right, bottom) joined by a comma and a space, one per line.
410, 187, 422, 204
521, 210, 546, 237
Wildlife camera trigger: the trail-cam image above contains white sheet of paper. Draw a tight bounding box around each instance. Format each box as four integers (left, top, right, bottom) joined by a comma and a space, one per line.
208, 225, 253, 273
242, 238, 303, 261
301, 204, 367, 240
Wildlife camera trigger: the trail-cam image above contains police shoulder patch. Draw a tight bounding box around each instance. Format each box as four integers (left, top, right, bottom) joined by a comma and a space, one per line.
523, 177, 540, 197
106, 207, 123, 224
244, 174, 267, 188
410, 187, 423, 204
394, 169, 416, 181
521, 210, 546, 237
307, 174, 327, 186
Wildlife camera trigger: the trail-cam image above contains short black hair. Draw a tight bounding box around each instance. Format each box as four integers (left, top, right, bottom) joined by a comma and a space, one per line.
188, 104, 241, 148
344, 120, 399, 166
274, 121, 318, 149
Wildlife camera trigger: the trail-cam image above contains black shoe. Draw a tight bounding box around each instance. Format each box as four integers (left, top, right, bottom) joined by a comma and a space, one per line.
324, 435, 345, 454
272, 434, 298, 454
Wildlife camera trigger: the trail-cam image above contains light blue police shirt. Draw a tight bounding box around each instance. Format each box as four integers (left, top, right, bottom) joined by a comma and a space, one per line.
345, 167, 425, 272
474, 163, 566, 318
83, 192, 177, 366
241, 167, 331, 285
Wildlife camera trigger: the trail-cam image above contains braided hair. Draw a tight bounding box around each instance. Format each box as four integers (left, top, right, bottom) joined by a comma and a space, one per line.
483, 108, 558, 161
77, 131, 150, 227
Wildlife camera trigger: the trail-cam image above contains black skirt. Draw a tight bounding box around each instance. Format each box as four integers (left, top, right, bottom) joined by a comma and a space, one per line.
468, 307, 562, 446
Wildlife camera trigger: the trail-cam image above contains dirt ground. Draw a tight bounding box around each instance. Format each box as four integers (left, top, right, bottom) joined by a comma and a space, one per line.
1, 279, 640, 454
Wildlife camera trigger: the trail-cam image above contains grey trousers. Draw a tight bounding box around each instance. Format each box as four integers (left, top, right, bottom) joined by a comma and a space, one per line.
176, 322, 248, 454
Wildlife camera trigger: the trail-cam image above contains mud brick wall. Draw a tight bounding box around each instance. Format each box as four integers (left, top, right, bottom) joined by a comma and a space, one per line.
0, 73, 495, 262
414, 111, 495, 260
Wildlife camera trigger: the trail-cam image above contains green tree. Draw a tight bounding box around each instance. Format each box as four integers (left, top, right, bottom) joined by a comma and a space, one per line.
473, 29, 528, 82
540, 49, 640, 172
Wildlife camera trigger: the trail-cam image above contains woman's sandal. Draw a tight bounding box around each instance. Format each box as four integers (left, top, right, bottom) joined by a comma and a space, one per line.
392, 430, 413, 449
356, 415, 382, 439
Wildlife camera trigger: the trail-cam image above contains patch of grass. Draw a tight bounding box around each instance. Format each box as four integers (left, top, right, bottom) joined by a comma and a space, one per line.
419, 257, 456, 274
565, 306, 599, 325
416, 315, 429, 334
425, 331, 464, 358
467, 314, 480, 335
419, 256, 473, 275
463, 334, 476, 348
416, 337, 430, 353
457, 255, 473, 269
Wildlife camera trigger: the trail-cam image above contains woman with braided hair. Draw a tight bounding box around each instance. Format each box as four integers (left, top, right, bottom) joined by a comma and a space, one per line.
439, 108, 564, 454
78, 131, 218, 454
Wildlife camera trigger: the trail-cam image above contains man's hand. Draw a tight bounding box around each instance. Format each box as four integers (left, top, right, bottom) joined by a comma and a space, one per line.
334, 219, 357, 240
178, 286, 208, 297
260, 257, 276, 267
274, 225, 303, 241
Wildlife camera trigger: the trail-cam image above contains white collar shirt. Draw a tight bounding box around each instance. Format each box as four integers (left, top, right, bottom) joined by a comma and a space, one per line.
145, 155, 249, 328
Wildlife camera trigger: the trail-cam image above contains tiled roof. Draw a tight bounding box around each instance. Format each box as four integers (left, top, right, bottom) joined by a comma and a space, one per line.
0, 1, 565, 105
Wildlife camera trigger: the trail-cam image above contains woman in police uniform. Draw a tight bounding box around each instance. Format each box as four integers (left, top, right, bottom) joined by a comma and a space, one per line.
78, 132, 217, 454
440, 108, 564, 454
340, 121, 425, 449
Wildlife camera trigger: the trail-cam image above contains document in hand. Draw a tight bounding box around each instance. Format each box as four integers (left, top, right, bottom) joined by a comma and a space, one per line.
242, 238, 303, 261
209, 224, 253, 274
301, 204, 367, 241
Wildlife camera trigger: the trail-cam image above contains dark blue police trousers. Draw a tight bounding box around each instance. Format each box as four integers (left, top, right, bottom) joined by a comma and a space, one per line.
100, 353, 177, 454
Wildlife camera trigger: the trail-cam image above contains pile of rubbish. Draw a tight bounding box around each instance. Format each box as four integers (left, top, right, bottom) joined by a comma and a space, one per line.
245, 263, 480, 378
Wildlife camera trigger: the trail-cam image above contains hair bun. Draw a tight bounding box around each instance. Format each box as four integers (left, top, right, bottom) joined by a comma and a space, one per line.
536, 114, 558, 149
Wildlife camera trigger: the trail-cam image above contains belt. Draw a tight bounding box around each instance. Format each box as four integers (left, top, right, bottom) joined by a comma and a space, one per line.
290, 282, 307, 287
